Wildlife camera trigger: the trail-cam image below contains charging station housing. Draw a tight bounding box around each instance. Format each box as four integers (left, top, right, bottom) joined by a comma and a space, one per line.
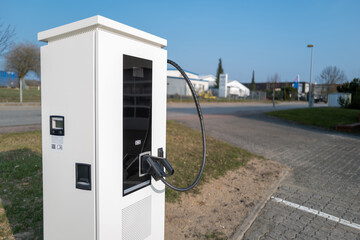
39, 16, 167, 240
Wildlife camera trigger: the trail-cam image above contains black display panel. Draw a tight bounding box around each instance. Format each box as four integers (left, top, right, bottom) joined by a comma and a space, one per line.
50, 116, 64, 136
123, 55, 152, 195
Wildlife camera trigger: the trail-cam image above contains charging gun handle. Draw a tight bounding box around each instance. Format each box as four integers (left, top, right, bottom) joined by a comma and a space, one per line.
141, 155, 174, 181
151, 156, 174, 177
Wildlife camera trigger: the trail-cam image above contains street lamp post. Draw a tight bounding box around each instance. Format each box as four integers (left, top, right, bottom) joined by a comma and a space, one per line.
307, 44, 314, 107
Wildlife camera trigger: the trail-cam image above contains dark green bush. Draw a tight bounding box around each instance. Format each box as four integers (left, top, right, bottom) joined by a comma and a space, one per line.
338, 96, 350, 108
337, 78, 360, 109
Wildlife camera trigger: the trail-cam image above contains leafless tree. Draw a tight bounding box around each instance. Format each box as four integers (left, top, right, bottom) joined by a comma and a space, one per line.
0, 22, 15, 55
268, 73, 280, 108
5, 42, 40, 88
318, 66, 347, 94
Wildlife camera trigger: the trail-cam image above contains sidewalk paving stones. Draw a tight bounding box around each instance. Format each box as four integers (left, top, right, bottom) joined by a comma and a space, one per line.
169, 108, 360, 239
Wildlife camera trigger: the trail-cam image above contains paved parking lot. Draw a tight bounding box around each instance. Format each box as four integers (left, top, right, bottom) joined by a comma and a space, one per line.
168, 103, 360, 239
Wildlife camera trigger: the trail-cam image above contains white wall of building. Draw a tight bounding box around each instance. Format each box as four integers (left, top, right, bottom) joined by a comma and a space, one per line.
167, 70, 209, 96
328, 93, 351, 107
185, 79, 209, 95
167, 77, 187, 95
200, 74, 216, 87
227, 80, 250, 97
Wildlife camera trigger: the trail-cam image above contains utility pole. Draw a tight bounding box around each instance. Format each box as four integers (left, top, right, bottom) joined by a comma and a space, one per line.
20, 78, 23, 103
307, 44, 314, 107
298, 74, 300, 101
272, 82, 275, 108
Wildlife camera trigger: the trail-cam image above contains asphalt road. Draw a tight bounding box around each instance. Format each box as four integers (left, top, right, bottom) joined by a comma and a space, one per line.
167, 101, 313, 118
0, 105, 41, 127
0, 101, 312, 128
167, 102, 360, 239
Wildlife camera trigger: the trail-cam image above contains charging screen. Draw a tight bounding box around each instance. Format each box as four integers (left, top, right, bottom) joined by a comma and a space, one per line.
123, 55, 152, 195
55, 120, 64, 129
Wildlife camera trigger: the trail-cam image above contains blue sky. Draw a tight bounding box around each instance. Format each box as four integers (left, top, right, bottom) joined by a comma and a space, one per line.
1, 0, 360, 83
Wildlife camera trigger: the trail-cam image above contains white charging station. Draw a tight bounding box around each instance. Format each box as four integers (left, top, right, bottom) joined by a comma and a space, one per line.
39, 16, 168, 240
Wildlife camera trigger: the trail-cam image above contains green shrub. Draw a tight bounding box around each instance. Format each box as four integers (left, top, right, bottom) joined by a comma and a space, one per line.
338, 96, 350, 108
337, 78, 360, 109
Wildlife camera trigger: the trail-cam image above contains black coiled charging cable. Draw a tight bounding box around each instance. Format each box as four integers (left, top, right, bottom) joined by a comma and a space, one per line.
161, 59, 206, 192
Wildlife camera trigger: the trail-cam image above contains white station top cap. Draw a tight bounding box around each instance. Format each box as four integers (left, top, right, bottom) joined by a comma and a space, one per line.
38, 15, 167, 48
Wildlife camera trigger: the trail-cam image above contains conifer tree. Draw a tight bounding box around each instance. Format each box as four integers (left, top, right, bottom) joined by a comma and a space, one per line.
216, 58, 224, 88
251, 70, 255, 91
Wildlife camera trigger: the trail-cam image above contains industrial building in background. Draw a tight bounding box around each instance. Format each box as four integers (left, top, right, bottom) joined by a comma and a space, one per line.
227, 80, 250, 97
167, 69, 211, 96
167, 71, 250, 98
243, 81, 310, 101
0, 71, 18, 87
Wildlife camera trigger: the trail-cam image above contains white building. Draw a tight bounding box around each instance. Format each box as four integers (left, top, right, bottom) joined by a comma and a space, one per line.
199, 74, 216, 88
227, 80, 250, 97
167, 70, 250, 98
167, 69, 209, 96
328, 93, 351, 107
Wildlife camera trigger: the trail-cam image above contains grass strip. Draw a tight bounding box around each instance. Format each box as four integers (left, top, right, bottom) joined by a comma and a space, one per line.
165, 121, 253, 202
0, 121, 253, 237
267, 107, 360, 130
0, 131, 42, 238
0, 88, 41, 103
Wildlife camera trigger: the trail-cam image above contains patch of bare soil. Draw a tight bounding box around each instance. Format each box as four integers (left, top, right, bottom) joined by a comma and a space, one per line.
0, 200, 14, 240
165, 158, 286, 240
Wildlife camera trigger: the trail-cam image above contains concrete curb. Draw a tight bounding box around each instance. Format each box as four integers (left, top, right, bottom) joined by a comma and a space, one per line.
231, 166, 291, 240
